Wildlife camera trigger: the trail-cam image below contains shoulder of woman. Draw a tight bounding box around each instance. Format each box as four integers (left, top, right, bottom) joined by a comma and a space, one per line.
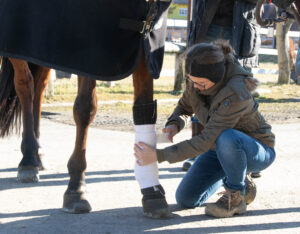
227, 76, 254, 101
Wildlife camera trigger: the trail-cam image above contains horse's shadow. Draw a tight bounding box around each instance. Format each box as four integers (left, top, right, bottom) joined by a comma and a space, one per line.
0, 167, 184, 191
0, 206, 299, 234
1, 167, 300, 233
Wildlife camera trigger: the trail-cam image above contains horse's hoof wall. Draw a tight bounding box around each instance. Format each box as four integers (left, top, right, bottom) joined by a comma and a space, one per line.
38, 159, 48, 171
63, 192, 92, 214
143, 208, 172, 219
143, 198, 172, 219
63, 201, 91, 214
17, 167, 39, 183
37, 149, 48, 170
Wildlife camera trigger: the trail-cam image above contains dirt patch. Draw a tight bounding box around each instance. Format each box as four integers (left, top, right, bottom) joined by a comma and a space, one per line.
42, 106, 300, 132
42, 111, 173, 132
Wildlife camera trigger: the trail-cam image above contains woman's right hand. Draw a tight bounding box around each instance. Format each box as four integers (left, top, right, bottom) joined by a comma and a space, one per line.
162, 124, 178, 143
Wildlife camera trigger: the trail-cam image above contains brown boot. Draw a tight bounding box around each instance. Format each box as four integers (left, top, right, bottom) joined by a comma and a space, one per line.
251, 172, 262, 178
245, 173, 257, 205
205, 189, 247, 218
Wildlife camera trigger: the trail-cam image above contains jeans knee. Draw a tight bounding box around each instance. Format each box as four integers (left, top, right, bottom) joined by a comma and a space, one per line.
175, 186, 197, 208
216, 129, 241, 151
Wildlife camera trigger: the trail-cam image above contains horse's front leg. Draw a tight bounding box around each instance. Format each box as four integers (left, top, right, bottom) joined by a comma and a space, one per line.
32, 65, 51, 169
9, 58, 40, 183
132, 54, 171, 219
63, 76, 97, 214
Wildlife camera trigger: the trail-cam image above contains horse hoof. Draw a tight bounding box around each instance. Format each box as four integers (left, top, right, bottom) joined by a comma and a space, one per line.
37, 149, 48, 170
37, 157, 48, 171
63, 192, 92, 214
17, 166, 39, 183
142, 198, 172, 219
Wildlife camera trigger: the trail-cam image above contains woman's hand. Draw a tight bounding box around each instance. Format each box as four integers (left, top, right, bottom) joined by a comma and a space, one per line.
162, 124, 178, 143
134, 142, 157, 166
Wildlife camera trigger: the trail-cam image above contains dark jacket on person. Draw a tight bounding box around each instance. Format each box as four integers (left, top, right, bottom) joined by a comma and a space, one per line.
187, 0, 261, 61
156, 55, 275, 164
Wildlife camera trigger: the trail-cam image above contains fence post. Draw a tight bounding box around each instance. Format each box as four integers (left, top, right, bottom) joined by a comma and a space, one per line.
173, 51, 184, 92
164, 42, 186, 92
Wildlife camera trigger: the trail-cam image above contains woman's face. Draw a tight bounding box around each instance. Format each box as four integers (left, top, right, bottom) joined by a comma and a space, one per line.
187, 75, 215, 91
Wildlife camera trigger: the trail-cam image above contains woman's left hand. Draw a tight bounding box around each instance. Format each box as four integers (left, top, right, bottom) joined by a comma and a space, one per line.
134, 142, 157, 166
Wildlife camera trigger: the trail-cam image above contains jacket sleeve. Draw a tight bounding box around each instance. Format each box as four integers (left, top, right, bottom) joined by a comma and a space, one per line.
157, 95, 251, 164
165, 87, 194, 132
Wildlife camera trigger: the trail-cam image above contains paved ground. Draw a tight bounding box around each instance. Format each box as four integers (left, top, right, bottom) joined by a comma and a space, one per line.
0, 119, 299, 234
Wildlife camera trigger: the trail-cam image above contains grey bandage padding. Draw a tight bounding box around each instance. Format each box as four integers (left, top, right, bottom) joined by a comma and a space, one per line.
133, 100, 157, 125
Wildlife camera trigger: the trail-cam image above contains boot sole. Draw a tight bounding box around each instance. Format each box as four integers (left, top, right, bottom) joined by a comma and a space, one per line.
205, 203, 247, 218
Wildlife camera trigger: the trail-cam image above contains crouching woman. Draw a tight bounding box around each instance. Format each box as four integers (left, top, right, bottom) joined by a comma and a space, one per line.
134, 40, 276, 218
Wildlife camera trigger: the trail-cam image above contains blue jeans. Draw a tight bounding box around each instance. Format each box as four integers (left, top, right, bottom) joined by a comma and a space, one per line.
176, 129, 276, 208
205, 24, 233, 43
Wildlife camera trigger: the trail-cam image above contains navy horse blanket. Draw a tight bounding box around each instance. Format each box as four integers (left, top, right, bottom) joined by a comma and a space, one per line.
0, 0, 171, 81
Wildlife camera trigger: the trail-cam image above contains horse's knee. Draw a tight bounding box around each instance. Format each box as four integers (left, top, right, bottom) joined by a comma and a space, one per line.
9, 59, 34, 96
33, 66, 51, 92
73, 94, 97, 125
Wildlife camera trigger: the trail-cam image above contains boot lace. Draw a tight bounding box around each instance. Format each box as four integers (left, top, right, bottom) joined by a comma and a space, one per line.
217, 190, 233, 211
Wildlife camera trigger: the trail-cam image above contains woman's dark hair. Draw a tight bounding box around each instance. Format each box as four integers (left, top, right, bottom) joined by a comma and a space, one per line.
185, 39, 233, 75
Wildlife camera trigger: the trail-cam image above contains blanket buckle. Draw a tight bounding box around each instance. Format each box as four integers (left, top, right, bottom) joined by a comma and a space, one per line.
140, 20, 154, 34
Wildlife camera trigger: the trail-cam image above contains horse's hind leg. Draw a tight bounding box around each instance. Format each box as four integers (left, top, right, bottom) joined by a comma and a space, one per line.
132, 53, 171, 218
63, 76, 97, 213
9, 58, 40, 183
31, 65, 51, 169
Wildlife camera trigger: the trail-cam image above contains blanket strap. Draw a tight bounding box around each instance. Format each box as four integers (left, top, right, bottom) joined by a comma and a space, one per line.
119, 0, 159, 34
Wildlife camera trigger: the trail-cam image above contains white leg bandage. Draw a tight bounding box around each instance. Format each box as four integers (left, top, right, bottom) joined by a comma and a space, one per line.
134, 124, 160, 189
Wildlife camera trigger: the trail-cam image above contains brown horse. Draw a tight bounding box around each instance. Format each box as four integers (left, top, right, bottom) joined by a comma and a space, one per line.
0, 0, 171, 218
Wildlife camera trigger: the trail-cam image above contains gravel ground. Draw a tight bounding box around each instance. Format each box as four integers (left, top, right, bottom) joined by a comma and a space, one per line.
1, 119, 300, 234
42, 111, 171, 132
42, 105, 300, 132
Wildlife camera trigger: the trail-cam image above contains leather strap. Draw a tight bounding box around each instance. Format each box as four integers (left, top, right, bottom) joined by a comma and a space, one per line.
119, 0, 159, 34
